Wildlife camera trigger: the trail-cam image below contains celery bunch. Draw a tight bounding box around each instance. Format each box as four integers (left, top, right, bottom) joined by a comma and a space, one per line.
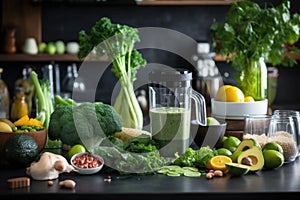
30, 71, 53, 129
78, 17, 147, 129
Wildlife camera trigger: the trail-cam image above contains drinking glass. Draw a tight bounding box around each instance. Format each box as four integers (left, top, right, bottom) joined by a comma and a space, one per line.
244, 114, 272, 136
273, 110, 300, 157
268, 115, 298, 163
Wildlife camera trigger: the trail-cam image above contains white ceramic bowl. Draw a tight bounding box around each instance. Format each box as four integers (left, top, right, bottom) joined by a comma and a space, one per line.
70, 153, 104, 175
211, 98, 268, 120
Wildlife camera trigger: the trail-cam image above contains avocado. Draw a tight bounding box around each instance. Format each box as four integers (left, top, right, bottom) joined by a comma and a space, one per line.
234, 138, 260, 152
237, 146, 264, 172
4, 134, 39, 167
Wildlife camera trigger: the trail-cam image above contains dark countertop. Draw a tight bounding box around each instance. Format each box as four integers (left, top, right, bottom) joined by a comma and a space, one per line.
1, 157, 300, 200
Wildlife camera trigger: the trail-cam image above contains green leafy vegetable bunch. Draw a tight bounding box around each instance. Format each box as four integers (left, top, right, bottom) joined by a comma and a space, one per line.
78, 17, 147, 130
210, 0, 300, 69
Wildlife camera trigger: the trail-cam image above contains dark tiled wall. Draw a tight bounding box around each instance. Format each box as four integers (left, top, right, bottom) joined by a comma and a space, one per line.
2, 1, 300, 108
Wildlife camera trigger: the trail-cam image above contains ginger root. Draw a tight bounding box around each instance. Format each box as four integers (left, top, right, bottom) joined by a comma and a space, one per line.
26, 152, 75, 180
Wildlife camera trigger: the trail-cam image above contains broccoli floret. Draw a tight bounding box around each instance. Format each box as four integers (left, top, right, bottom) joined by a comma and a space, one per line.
48, 102, 123, 147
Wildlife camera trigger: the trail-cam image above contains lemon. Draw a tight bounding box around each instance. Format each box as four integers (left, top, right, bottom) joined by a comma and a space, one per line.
215, 85, 245, 102
263, 149, 284, 169
68, 144, 86, 159
225, 162, 250, 176
244, 96, 255, 102
262, 142, 283, 154
0, 121, 13, 132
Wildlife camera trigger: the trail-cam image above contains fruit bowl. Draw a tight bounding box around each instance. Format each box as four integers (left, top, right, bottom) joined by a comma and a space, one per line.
0, 128, 47, 159
211, 98, 268, 120
70, 153, 104, 175
190, 119, 227, 149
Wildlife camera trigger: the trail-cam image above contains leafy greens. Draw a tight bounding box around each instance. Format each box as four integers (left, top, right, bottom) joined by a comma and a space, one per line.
210, 0, 300, 69
78, 17, 147, 130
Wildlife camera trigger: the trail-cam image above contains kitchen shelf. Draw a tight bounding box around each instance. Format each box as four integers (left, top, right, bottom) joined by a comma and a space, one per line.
136, 0, 244, 5
0, 53, 108, 62
213, 53, 300, 62
1, 53, 298, 62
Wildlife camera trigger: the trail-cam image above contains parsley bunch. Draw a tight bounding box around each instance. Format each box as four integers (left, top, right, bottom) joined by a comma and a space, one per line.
210, 0, 300, 70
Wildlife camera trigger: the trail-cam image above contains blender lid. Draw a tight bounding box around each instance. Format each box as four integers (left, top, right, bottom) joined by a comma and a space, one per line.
149, 68, 192, 82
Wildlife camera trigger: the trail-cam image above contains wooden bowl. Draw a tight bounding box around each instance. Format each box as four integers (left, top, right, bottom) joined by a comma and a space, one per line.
0, 128, 47, 160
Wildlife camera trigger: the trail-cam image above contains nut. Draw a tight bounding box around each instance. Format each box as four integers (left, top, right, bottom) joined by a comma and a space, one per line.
59, 179, 76, 189
213, 170, 223, 177
47, 180, 54, 186
206, 172, 214, 179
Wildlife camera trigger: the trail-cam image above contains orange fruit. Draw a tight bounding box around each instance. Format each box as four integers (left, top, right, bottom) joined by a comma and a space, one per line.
208, 155, 232, 171
215, 85, 245, 102
244, 96, 255, 102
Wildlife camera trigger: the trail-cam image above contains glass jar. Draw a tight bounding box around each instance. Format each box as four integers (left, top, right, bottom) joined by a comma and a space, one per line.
236, 57, 268, 101
0, 68, 10, 118
10, 87, 28, 121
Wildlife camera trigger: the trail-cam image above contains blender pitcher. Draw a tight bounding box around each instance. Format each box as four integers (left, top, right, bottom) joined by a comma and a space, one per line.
148, 68, 206, 157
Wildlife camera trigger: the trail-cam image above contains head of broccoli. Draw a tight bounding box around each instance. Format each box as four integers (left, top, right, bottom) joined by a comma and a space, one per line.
48, 102, 123, 148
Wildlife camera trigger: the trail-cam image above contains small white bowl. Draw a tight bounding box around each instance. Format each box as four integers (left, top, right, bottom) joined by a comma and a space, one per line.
70, 153, 104, 175
211, 98, 268, 120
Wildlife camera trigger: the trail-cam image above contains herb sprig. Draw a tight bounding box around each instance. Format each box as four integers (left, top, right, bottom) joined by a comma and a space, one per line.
210, 0, 300, 70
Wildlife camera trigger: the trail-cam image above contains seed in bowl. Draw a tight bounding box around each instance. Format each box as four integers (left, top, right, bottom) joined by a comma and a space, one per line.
72, 153, 103, 169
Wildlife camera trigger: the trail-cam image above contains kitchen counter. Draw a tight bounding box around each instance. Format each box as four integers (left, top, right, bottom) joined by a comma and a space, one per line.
1, 156, 300, 200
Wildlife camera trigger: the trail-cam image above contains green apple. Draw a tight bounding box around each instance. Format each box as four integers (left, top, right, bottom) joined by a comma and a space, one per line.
55, 40, 65, 54
46, 42, 56, 55
207, 117, 220, 125
38, 42, 47, 53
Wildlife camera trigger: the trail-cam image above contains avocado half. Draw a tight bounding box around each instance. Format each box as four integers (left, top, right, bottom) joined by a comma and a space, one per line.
235, 138, 260, 152
237, 146, 264, 172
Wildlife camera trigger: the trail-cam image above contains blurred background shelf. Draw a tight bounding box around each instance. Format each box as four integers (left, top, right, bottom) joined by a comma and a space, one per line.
136, 0, 244, 5
1, 53, 298, 62
0, 54, 108, 62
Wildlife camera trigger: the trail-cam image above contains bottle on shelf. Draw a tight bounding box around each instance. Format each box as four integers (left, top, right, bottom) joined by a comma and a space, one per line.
0, 68, 10, 118
61, 65, 74, 99
10, 87, 28, 121
72, 63, 85, 93
2, 26, 17, 54
14, 67, 35, 116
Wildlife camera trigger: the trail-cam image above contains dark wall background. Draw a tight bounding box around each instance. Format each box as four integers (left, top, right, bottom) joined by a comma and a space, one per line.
1, 0, 300, 109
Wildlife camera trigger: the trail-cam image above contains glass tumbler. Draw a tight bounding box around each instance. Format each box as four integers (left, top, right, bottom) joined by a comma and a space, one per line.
268, 115, 298, 163
244, 114, 272, 135
273, 110, 300, 157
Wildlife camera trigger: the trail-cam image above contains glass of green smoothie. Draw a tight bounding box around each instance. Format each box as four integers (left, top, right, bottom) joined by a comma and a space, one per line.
148, 68, 207, 158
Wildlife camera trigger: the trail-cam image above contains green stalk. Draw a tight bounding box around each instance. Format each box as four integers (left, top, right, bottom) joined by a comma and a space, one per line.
30, 71, 47, 125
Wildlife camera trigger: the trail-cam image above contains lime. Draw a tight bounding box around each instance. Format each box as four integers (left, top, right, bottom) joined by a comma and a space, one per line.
225, 162, 250, 176
68, 144, 86, 159
227, 146, 237, 153
223, 136, 241, 150
230, 151, 242, 163
262, 142, 283, 154
217, 148, 232, 156
221, 136, 228, 146
263, 149, 284, 169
